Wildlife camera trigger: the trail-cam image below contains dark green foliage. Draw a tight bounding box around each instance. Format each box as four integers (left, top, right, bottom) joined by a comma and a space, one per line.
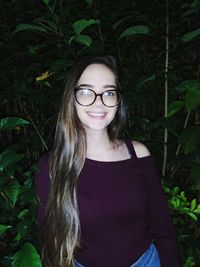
1, 0, 200, 266
0, 118, 41, 266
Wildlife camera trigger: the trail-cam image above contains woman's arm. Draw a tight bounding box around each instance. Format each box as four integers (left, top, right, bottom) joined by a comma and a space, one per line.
133, 141, 180, 266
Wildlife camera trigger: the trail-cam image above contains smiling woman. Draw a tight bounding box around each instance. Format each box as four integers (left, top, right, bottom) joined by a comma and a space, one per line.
74, 63, 120, 132
35, 55, 180, 267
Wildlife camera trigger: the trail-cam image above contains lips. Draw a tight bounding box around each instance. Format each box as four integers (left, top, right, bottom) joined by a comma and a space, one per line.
86, 111, 107, 119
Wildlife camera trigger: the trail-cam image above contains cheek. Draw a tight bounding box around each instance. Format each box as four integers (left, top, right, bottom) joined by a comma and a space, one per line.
75, 103, 91, 127
109, 107, 118, 119
75, 104, 84, 120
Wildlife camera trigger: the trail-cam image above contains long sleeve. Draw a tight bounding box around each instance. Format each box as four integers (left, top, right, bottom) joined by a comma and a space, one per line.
142, 156, 180, 267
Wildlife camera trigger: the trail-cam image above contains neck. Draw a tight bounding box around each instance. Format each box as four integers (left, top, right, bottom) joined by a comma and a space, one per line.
85, 128, 128, 162
85, 129, 113, 158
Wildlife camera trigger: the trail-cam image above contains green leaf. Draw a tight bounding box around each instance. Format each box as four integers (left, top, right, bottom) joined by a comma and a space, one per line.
27, 45, 38, 55
174, 80, 200, 93
21, 188, 37, 205
172, 187, 180, 195
180, 191, 187, 201
171, 197, 180, 209
72, 19, 100, 35
185, 88, 200, 110
14, 232, 22, 242
178, 126, 200, 144
50, 59, 72, 73
14, 23, 48, 33
5, 180, 21, 205
191, 199, 197, 211
136, 73, 156, 90
42, 0, 50, 4
181, 207, 190, 213
118, 25, 149, 40
181, 28, 200, 42
18, 209, 30, 219
12, 242, 42, 267
113, 16, 132, 30
0, 150, 24, 172
184, 141, 198, 154
74, 34, 92, 47
163, 186, 170, 193
194, 207, 200, 214
187, 213, 198, 221
16, 219, 32, 239
85, 0, 93, 6
183, 256, 196, 267
167, 100, 185, 117
0, 224, 12, 236
191, 0, 200, 12
0, 117, 30, 131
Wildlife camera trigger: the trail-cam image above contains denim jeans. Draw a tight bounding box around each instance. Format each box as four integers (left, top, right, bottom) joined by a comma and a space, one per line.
75, 243, 161, 267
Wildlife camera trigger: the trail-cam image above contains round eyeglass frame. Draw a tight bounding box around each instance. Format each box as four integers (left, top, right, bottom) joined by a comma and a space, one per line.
74, 88, 122, 107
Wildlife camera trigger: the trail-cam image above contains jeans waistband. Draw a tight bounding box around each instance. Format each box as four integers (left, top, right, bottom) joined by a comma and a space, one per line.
75, 242, 160, 267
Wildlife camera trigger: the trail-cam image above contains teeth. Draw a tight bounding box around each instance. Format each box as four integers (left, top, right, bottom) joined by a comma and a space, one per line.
88, 112, 105, 117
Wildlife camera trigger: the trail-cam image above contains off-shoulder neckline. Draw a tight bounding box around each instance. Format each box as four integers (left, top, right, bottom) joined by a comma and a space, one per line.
85, 154, 153, 166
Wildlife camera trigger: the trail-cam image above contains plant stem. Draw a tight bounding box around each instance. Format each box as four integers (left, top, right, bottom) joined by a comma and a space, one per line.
98, 23, 104, 44
170, 109, 190, 176
162, 0, 169, 177
22, 102, 48, 151
171, 62, 200, 176
38, 22, 64, 38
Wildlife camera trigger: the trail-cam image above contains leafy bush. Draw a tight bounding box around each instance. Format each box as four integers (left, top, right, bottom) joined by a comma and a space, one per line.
0, 118, 42, 267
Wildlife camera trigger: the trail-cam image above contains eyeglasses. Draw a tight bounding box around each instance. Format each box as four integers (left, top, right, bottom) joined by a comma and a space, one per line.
74, 88, 122, 107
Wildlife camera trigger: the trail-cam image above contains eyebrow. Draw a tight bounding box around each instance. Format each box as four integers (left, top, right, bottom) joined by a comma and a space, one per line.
77, 84, 117, 89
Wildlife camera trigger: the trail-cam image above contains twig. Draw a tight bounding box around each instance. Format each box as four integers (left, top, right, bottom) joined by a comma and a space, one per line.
162, 0, 169, 177
22, 102, 48, 151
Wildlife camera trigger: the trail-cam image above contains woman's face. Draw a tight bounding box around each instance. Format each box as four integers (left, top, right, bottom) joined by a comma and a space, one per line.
75, 63, 118, 133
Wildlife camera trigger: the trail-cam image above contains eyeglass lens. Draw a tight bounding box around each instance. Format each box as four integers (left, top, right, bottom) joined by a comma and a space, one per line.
75, 89, 121, 107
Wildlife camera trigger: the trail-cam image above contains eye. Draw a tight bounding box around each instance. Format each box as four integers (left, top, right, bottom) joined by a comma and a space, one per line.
78, 89, 93, 96
104, 90, 116, 97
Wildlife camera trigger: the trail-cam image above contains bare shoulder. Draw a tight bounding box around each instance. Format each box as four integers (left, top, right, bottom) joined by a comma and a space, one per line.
131, 141, 151, 158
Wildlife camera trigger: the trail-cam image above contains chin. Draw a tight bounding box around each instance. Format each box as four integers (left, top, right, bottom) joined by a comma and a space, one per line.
83, 121, 112, 132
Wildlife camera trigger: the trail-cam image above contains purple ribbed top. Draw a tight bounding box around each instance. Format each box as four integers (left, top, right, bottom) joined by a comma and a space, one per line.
35, 140, 180, 267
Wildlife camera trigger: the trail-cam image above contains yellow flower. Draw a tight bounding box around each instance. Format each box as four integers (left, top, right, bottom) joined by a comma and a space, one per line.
36, 71, 50, 81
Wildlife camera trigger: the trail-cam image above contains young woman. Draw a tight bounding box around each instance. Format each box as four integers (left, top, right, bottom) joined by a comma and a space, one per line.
35, 55, 180, 267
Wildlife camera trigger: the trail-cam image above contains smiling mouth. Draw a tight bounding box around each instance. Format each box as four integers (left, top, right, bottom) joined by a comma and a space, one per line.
86, 111, 107, 119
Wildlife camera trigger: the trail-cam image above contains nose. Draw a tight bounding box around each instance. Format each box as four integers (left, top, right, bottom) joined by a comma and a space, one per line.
93, 95, 103, 106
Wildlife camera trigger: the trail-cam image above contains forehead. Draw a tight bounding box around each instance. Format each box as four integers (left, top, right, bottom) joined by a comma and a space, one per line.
77, 64, 116, 85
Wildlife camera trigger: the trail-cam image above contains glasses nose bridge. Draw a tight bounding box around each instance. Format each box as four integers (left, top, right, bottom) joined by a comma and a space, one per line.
93, 92, 104, 104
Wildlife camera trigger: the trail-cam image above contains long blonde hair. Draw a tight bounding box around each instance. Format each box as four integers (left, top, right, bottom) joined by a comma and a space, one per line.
41, 55, 127, 267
